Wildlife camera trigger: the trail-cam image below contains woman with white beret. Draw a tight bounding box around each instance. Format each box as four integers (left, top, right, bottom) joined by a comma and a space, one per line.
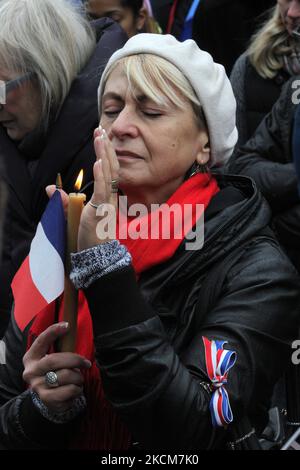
1, 34, 300, 451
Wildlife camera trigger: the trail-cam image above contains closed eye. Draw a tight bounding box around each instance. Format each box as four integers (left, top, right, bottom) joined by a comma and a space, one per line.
103, 110, 121, 117
143, 112, 162, 118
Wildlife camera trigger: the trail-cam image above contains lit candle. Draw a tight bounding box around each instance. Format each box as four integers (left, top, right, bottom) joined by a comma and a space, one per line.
60, 170, 86, 352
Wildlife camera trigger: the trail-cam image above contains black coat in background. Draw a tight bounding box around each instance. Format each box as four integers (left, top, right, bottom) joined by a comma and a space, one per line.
228, 78, 300, 271
230, 54, 290, 148
194, 0, 276, 74
0, 19, 127, 336
150, 0, 173, 32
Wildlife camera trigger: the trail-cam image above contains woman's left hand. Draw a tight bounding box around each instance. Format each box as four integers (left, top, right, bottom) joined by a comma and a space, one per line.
46, 126, 120, 251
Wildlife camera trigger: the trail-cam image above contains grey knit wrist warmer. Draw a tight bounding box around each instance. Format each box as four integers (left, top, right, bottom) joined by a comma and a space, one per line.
30, 390, 86, 424
70, 240, 132, 289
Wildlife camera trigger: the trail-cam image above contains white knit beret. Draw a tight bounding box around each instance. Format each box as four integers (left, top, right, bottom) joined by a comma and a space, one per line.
97, 34, 237, 167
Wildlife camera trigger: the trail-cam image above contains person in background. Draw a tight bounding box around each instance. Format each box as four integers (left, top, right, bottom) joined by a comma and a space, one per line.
228, 76, 300, 442
1, 34, 299, 450
228, 77, 300, 271
0, 0, 127, 336
85, 0, 159, 36
167, 0, 275, 75
231, 0, 300, 147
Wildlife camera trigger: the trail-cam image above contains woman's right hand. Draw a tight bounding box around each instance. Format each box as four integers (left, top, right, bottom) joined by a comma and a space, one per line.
22, 322, 91, 414
46, 126, 120, 252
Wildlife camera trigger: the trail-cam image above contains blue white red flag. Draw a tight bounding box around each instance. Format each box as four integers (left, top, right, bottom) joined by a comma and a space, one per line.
11, 191, 66, 331
202, 336, 237, 427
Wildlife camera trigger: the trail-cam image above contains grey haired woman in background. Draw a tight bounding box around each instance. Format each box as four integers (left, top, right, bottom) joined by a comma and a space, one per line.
0, 0, 126, 335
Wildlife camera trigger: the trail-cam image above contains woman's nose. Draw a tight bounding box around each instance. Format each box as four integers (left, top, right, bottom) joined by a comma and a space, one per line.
110, 108, 139, 139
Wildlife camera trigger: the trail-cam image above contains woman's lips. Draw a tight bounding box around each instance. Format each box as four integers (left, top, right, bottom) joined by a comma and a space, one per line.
115, 150, 143, 160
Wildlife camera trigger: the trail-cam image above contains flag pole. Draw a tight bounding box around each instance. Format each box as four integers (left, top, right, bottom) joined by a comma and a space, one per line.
53, 173, 64, 345
56, 173, 62, 191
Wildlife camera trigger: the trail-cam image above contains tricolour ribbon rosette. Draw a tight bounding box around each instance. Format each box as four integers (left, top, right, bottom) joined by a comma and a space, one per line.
202, 337, 237, 427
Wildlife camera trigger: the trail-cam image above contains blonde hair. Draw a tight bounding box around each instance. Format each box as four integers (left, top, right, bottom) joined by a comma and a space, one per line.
247, 5, 295, 79
102, 54, 206, 129
0, 0, 96, 127
143, 14, 162, 34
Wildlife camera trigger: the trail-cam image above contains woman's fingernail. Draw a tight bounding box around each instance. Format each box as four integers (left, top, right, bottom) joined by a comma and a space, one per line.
100, 131, 107, 141
60, 322, 69, 329
84, 359, 92, 368
98, 125, 106, 140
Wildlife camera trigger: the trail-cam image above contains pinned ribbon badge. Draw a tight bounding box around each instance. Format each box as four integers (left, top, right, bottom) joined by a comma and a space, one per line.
202, 337, 237, 427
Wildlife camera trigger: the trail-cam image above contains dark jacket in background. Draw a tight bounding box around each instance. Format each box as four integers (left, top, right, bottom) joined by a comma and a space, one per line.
150, 0, 173, 32
1, 174, 299, 449
0, 19, 127, 336
230, 54, 290, 147
228, 78, 300, 270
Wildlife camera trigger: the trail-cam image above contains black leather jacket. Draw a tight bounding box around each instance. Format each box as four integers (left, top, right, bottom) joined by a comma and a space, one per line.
0, 174, 299, 450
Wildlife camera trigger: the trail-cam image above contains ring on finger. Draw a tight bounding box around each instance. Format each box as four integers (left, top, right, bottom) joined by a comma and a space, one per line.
111, 179, 119, 193
89, 201, 104, 210
45, 371, 59, 388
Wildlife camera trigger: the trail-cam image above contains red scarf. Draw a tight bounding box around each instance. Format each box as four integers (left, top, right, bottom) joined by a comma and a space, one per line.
26, 173, 219, 449
118, 173, 219, 275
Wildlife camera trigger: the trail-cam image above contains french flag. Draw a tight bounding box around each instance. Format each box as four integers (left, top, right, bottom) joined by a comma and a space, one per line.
12, 191, 66, 331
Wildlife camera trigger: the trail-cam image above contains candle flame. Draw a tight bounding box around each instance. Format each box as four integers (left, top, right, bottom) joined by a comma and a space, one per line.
74, 170, 84, 192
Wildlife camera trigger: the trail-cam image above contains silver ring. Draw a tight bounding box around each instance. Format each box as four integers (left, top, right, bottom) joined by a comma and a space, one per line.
89, 201, 104, 210
45, 371, 59, 388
